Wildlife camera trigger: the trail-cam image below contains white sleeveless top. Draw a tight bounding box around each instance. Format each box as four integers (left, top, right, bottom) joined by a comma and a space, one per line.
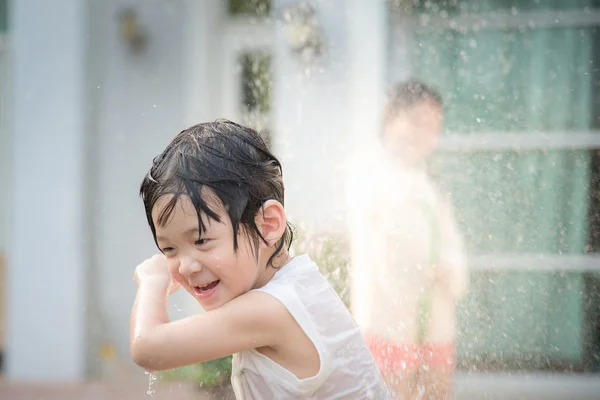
230, 255, 390, 399
347, 146, 468, 344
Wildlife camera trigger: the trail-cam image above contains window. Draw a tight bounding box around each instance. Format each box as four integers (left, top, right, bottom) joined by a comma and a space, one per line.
228, 0, 270, 17
389, 0, 600, 371
217, 0, 274, 147
240, 51, 272, 147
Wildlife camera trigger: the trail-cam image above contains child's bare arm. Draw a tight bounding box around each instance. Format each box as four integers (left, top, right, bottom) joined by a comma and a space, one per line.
130, 256, 287, 371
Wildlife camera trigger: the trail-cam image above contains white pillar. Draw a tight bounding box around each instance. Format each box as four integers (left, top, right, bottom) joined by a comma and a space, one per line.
8, 0, 87, 380
345, 0, 387, 321
346, 0, 387, 147
273, 0, 387, 232
182, 0, 221, 126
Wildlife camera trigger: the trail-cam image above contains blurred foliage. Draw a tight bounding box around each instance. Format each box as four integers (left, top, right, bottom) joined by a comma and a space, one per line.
291, 229, 351, 307
240, 52, 272, 147
229, 0, 270, 17
159, 356, 232, 387
241, 52, 271, 114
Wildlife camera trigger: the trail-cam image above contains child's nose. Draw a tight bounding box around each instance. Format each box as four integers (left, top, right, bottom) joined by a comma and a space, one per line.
178, 255, 201, 276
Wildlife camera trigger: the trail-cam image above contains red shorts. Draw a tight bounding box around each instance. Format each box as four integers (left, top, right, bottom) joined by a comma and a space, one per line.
365, 333, 455, 375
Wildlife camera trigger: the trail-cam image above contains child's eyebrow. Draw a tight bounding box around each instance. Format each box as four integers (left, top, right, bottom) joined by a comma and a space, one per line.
183, 227, 200, 236
156, 228, 199, 242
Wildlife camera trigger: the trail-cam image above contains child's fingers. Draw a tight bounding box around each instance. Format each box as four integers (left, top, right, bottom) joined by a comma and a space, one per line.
167, 279, 181, 295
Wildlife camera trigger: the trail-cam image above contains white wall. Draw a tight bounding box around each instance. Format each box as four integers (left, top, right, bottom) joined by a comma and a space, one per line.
272, 0, 387, 234
88, 0, 201, 375
0, 34, 10, 261
8, 0, 87, 380
0, 2, 11, 359
7, 0, 200, 380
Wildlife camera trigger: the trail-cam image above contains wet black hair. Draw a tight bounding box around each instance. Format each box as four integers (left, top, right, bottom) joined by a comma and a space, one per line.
139, 119, 293, 268
383, 79, 443, 125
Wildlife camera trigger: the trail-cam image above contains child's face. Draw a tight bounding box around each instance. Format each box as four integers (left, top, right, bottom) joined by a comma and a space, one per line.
383, 99, 443, 163
152, 194, 268, 311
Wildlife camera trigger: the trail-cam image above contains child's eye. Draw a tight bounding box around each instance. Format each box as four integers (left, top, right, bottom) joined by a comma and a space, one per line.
161, 247, 175, 254
195, 239, 207, 246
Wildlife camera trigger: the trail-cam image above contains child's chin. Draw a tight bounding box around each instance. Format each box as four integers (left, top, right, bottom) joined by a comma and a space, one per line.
196, 296, 226, 311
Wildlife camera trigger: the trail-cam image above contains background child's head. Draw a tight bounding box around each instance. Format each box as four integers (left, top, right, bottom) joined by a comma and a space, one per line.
140, 120, 293, 270
382, 80, 444, 163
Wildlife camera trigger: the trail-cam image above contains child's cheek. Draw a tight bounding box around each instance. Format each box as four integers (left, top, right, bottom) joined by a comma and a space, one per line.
167, 262, 186, 284
207, 253, 225, 270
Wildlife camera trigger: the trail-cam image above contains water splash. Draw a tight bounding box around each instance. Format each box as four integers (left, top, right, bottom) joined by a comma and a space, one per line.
145, 371, 157, 396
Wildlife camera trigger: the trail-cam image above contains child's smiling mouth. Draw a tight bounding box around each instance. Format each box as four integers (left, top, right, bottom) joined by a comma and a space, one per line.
194, 280, 220, 299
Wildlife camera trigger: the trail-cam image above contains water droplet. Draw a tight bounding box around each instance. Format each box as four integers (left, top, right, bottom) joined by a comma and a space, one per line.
146, 371, 157, 396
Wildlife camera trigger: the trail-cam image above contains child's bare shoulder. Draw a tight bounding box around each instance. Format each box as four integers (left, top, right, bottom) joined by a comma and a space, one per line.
224, 290, 290, 324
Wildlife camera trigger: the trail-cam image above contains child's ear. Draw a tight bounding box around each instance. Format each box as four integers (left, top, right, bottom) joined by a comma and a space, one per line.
255, 200, 287, 246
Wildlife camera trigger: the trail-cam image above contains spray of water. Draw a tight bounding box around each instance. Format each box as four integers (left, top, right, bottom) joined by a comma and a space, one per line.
145, 370, 157, 396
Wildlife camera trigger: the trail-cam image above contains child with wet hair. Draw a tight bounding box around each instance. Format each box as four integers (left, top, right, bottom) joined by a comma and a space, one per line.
347, 81, 469, 399
130, 120, 390, 399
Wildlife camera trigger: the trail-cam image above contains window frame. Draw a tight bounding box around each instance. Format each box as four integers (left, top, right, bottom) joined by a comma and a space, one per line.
218, 12, 274, 134
389, 6, 600, 273
182, 0, 273, 131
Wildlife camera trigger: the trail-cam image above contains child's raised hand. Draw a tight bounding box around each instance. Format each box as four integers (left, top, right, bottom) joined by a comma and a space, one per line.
134, 254, 180, 295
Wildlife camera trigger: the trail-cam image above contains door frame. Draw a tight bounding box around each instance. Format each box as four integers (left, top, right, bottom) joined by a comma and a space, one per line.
183, 0, 275, 127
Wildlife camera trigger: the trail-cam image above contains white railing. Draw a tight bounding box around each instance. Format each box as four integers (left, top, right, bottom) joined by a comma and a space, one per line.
391, 8, 600, 31
470, 253, 600, 272
438, 131, 600, 152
